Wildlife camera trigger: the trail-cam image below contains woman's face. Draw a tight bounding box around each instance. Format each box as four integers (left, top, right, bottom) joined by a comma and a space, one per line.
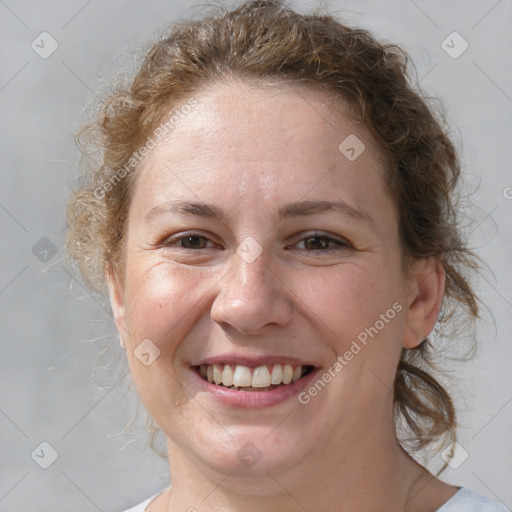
109, 81, 435, 477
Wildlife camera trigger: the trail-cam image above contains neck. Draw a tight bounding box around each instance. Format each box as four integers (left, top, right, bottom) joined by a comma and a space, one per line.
164, 420, 428, 512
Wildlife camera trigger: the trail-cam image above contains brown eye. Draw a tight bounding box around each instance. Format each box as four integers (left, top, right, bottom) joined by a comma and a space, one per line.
293, 234, 348, 252
303, 236, 333, 251
178, 235, 209, 249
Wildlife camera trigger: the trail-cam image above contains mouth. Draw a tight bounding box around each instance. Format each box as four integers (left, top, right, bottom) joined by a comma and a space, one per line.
192, 363, 316, 392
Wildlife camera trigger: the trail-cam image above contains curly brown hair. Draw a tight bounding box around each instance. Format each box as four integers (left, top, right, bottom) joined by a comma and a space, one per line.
66, 0, 479, 459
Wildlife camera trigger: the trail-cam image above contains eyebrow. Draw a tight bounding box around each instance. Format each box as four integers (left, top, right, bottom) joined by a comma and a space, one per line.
278, 200, 371, 223
145, 201, 225, 222
145, 199, 372, 225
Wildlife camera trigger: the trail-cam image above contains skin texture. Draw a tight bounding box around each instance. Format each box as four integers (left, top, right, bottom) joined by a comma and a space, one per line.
108, 80, 457, 511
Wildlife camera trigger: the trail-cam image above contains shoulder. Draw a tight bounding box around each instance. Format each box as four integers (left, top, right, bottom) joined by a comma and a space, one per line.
437, 488, 509, 512
119, 487, 509, 512
120, 488, 168, 512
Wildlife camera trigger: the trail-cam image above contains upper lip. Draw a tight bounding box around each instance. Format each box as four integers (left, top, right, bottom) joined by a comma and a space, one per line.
191, 354, 318, 368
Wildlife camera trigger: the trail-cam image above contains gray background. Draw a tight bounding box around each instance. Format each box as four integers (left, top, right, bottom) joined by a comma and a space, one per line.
1, 0, 511, 510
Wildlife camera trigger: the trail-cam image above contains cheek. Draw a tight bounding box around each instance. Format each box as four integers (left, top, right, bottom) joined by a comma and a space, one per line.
305, 260, 406, 389
122, 258, 211, 354
121, 260, 209, 422
304, 262, 402, 337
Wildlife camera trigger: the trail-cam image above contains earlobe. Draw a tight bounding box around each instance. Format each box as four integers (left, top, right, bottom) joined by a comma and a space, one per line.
403, 258, 445, 349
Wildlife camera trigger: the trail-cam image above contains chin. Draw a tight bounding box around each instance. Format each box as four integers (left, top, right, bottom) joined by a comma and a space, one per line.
192, 424, 311, 478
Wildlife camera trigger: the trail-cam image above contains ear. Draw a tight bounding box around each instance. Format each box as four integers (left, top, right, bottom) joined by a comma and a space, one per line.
106, 267, 126, 342
403, 258, 445, 349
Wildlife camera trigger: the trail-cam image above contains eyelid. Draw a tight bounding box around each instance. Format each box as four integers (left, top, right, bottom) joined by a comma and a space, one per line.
287, 231, 352, 250
162, 231, 219, 248
161, 230, 351, 251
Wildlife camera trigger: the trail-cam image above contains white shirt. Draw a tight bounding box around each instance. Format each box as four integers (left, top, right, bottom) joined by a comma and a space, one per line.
437, 488, 508, 511
121, 487, 509, 511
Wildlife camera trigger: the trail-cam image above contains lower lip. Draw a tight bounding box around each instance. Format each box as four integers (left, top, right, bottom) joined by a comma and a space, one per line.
191, 367, 322, 408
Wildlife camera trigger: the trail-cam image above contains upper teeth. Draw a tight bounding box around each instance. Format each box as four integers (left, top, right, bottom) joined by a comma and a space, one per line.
199, 364, 305, 388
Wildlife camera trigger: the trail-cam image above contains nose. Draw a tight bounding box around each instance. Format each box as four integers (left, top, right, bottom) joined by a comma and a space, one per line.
210, 253, 293, 335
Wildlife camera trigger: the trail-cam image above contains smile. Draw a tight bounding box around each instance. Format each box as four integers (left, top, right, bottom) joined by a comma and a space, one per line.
195, 363, 315, 391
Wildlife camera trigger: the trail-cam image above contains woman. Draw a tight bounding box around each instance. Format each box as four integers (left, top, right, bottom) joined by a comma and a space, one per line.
65, 1, 507, 510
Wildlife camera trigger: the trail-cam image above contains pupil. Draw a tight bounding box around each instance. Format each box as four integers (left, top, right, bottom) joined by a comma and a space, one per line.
306, 236, 327, 250
183, 236, 204, 248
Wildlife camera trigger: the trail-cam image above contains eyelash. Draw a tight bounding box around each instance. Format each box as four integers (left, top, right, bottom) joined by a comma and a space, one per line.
163, 231, 350, 253
290, 234, 349, 252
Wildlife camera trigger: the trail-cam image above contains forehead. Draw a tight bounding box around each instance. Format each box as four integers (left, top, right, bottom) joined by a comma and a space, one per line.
131, 80, 390, 218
